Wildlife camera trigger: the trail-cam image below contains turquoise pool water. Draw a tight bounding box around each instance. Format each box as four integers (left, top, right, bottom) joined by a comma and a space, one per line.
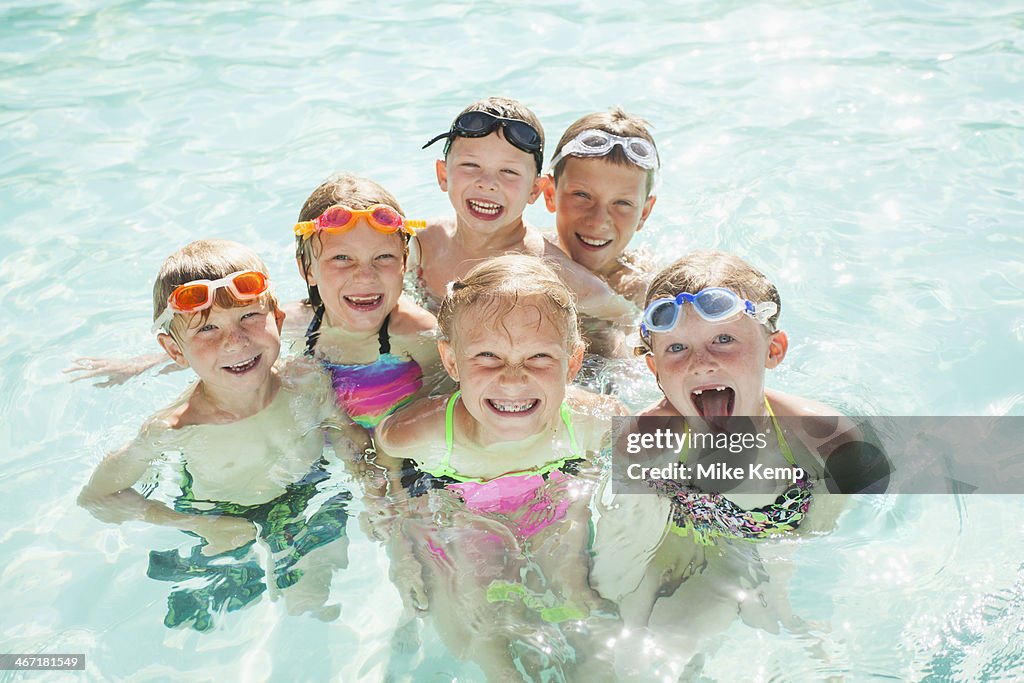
2, 1, 1023, 680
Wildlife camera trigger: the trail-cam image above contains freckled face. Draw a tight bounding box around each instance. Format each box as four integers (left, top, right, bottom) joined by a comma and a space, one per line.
163, 298, 283, 394
440, 299, 583, 443
546, 157, 655, 275
303, 222, 406, 334
436, 131, 543, 234
645, 311, 781, 422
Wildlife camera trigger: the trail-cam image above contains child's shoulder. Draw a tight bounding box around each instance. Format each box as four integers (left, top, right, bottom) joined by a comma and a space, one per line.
390, 294, 438, 335
765, 389, 842, 420
567, 385, 628, 417
565, 386, 626, 452
375, 395, 448, 455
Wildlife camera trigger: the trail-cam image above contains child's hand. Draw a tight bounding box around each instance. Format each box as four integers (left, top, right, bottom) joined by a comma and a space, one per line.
64, 354, 171, 387
194, 516, 258, 556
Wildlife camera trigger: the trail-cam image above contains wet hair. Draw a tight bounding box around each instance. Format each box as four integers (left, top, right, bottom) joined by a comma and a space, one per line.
437, 254, 583, 353
153, 239, 278, 339
551, 108, 659, 196
445, 96, 545, 175
294, 172, 408, 308
641, 250, 781, 349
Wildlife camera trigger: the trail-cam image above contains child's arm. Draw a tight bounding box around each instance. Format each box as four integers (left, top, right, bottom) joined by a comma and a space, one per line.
78, 421, 256, 555
542, 241, 638, 325
64, 353, 182, 386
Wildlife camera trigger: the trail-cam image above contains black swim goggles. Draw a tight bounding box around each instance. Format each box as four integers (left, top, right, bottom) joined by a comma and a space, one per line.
422, 111, 544, 174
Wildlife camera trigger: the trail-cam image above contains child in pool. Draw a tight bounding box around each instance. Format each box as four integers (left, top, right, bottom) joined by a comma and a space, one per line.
78, 239, 363, 625
542, 107, 660, 308
411, 96, 636, 326
293, 172, 443, 432
375, 254, 623, 679
603, 251, 859, 644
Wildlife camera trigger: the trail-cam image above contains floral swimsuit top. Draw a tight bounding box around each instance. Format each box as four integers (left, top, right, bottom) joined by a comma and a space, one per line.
648, 398, 813, 545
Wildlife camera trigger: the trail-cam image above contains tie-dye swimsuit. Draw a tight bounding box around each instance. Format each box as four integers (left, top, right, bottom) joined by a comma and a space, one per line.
305, 306, 423, 430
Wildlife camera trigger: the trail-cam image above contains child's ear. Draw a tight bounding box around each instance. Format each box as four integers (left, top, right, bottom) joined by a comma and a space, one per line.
566, 343, 585, 382
527, 174, 544, 205
157, 333, 190, 368
274, 307, 286, 333
644, 351, 659, 377
540, 174, 557, 213
765, 330, 788, 369
435, 159, 449, 192
636, 194, 658, 232
438, 340, 458, 381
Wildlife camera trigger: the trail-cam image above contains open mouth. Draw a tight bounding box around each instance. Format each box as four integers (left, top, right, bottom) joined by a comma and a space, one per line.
223, 354, 261, 375
486, 398, 540, 416
343, 294, 384, 311
691, 385, 735, 429
467, 199, 504, 221
575, 233, 613, 250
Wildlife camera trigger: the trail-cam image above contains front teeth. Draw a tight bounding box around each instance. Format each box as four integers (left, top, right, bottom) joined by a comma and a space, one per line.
577, 234, 612, 247
226, 355, 259, 372
692, 387, 727, 396
489, 399, 538, 413
469, 200, 502, 215
346, 295, 382, 304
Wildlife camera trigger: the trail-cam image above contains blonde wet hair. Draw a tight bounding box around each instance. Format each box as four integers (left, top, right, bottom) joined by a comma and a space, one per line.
437, 254, 584, 353
153, 239, 278, 339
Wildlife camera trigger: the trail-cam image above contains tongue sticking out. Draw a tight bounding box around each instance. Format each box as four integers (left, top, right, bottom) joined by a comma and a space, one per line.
693, 387, 734, 431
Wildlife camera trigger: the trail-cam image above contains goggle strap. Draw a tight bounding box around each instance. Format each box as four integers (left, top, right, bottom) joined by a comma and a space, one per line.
422, 132, 449, 149
750, 301, 778, 325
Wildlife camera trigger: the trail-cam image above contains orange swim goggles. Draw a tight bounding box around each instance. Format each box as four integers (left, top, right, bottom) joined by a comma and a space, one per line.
293, 204, 425, 239
152, 270, 271, 333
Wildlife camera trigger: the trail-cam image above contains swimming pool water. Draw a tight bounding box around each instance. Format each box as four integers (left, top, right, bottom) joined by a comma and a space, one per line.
2, 1, 1023, 680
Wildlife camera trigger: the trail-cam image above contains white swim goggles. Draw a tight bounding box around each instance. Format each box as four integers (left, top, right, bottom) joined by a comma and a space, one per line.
549, 129, 659, 171
640, 288, 778, 340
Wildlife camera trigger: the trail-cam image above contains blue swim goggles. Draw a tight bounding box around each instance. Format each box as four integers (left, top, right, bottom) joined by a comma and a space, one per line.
549, 129, 659, 171
640, 288, 778, 340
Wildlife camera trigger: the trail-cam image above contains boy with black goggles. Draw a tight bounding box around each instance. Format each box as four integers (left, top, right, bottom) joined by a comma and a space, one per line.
423, 110, 544, 175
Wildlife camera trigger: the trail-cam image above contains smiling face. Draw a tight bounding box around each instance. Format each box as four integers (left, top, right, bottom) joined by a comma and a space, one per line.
301, 221, 406, 334
544, 157, 655, 276
159, 297, 284, 396
644, 310, 787, 426
436, 131, 543, 234
439, 297, 583, 443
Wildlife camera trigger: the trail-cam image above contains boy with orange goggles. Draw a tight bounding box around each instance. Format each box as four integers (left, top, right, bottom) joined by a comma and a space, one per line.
80, 238, 366, 625
151, 269, 271, 334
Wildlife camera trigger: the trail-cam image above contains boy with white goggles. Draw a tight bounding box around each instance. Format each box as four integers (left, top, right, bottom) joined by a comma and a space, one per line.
548, 128, 659, 171
542, 108, 661, 309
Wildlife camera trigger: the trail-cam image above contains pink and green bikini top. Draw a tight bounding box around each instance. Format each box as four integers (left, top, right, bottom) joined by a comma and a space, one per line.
305, 306, 423, 431
408, 390, 584, 528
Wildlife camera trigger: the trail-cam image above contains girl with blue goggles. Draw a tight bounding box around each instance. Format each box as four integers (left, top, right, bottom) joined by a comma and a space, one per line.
640, 288, 778, 341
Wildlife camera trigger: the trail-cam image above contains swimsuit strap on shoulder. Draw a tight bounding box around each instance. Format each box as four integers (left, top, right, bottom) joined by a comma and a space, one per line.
444, 389, 460, 461
763, 397, 797, 466
303, 304, 326, 357
378, 313, 392, 355
559, 401, 581, 459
